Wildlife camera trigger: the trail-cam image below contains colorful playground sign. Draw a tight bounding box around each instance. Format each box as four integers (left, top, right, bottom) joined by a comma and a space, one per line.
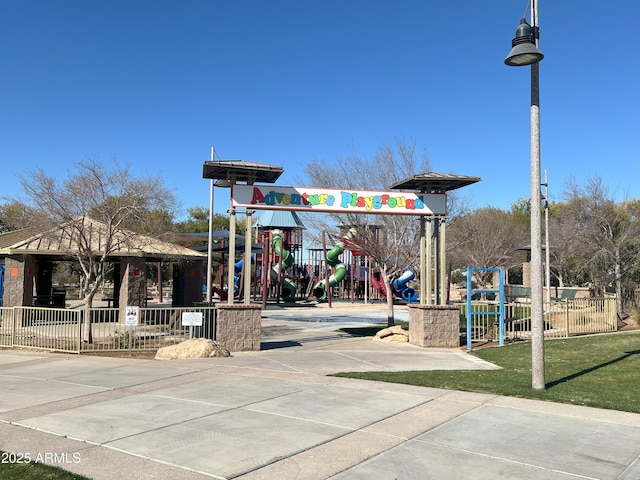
231, 185, 447, 216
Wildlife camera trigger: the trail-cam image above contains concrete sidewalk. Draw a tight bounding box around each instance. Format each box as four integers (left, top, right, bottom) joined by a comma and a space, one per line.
1, 304, 639, 479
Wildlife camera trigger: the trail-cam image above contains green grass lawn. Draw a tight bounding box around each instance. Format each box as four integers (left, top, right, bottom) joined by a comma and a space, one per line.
0, 455, 91, 480
335, 330, 640, 413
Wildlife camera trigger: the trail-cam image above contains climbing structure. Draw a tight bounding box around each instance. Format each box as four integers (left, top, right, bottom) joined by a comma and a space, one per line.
312, 228, 357, 302
255, 210, 306, 300
270, 229, 297, 299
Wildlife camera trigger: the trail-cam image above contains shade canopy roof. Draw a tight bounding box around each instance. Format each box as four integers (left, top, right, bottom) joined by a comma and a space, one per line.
169, 231, 245, 243
390, 172, 481, 192
202, 160, 283, 184
256, 210, 306, 229
0, 217, 206, 262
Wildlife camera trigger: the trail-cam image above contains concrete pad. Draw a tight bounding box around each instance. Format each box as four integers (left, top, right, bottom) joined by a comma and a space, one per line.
150, 372, 313, 406
247, 384, 430, 429
235, 429, 404, 480
107, 408, 350, 479
55, 362, 192, 389
0, 353, 46, 365
0, 376, 106, 413
16, 393, 230, 444
0, 423, 212, 480
331, 440, 580, 480
0, 357, 114, 380
253, 351, 390, 374
182, 354, 306, 373
417, 404, 640, 479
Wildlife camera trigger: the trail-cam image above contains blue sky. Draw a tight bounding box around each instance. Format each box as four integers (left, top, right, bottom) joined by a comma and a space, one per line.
1, 1, 638, 219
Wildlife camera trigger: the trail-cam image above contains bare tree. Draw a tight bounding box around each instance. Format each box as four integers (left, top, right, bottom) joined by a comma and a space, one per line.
303, 138, 435, 326
16, 158, 177, 341
546, 200, 585, 288
564, 176, 640, 314
447, 207, 528, 288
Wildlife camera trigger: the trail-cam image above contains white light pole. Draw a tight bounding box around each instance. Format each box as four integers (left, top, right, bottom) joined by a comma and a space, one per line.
505, 0, 546, 390
543, 170, 551, 305
205, 146, 230, 303
206, 147, 215, 304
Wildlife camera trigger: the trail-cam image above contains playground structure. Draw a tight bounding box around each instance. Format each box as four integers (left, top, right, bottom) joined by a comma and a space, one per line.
202, 161, 479, 312
307, 226, 420, 304
392, 269, 418, 303
269, 229, 297, 299
312, 228, 357, 302
209, 218, 422, 305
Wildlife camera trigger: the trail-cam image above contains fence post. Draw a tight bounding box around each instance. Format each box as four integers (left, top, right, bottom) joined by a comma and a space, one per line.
77, 310, 82, 353
11, 307, 16, 346
565, 301, 570, 337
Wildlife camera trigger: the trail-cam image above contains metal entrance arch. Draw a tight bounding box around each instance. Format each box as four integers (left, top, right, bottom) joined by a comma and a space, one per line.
205, 159, 480, 308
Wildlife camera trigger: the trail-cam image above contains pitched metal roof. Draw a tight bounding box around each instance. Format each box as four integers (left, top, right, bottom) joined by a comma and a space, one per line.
202, 160, 284, 184
0, 228, 39, 249
390, 172, 481, 192
0, 217, 206, 261
255, 210, 306, 229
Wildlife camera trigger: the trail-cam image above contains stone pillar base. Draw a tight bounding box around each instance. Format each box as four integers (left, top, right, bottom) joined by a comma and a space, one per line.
409, 305, 460, 348
216, 304, 262, 352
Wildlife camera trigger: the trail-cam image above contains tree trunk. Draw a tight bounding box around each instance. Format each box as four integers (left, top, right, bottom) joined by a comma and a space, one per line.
82, 305, 92, 344
82, 289, 98, 344
381, 267, 395, 327
614, 249, 623, 315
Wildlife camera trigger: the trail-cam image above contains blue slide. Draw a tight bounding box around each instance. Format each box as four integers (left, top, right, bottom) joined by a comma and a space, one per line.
392, 269, 418, 303
234, 254, 255, 294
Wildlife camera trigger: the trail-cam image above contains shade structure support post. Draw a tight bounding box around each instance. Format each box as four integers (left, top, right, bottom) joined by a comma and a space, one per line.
419, 216, 427, 305
227, 207, 237, 305
244, 209, 253, 305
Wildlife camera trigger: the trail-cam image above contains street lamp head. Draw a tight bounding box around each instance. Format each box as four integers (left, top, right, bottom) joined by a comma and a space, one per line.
505, 18, 544, 66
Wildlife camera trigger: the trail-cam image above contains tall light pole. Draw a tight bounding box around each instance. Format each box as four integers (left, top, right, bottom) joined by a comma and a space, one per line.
505, 0, 546, 390
206, 147, 216, 304
205, 147, 230, 303
543, 170, 551, 305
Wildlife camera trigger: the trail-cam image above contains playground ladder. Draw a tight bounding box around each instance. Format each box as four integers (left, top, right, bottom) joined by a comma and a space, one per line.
466, 267, 505, 350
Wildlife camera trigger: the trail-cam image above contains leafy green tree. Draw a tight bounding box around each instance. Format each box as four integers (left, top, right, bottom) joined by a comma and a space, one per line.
447, 207, 528, 288
174, 206, 231, 233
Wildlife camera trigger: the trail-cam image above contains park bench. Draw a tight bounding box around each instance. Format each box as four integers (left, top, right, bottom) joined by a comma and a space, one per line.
551, 289, 578, 302
504, 286, 531, 302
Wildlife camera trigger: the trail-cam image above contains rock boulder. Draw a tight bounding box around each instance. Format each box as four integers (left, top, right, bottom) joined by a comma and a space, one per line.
373, 325, 409, 342
155, 338, 231, 360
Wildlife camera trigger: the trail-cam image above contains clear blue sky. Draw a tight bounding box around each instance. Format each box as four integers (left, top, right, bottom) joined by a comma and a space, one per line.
1, 1, 638, 219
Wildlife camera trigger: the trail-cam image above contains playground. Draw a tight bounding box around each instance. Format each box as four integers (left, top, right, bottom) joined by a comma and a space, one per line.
0, 161, 625, 355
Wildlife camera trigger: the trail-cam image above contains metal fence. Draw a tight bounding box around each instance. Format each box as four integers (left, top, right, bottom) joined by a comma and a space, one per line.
0, 305, 217, 354
460, 296, 618, 345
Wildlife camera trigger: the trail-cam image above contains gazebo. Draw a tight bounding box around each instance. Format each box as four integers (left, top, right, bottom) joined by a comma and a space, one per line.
0, 217, 207, 309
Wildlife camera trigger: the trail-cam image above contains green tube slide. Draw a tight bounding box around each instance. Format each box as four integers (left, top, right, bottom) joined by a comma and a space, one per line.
312, 228, 357, 302
271, 229, 297, 299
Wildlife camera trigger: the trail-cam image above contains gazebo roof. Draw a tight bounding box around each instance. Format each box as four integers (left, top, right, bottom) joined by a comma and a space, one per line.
0, 217, 206, 261
202, 160, 283, 184
0, 227, 38, 249
390, 172, 481, 192
256, 210, 306, 229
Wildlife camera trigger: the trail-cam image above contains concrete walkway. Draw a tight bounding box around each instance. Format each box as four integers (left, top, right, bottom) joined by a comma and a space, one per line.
1, 303, 639, 479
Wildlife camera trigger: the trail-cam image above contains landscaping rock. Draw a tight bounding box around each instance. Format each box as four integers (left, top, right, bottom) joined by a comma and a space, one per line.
155, 338, 231, 360
374, 333, 409, 342
374, 325, 409, 342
